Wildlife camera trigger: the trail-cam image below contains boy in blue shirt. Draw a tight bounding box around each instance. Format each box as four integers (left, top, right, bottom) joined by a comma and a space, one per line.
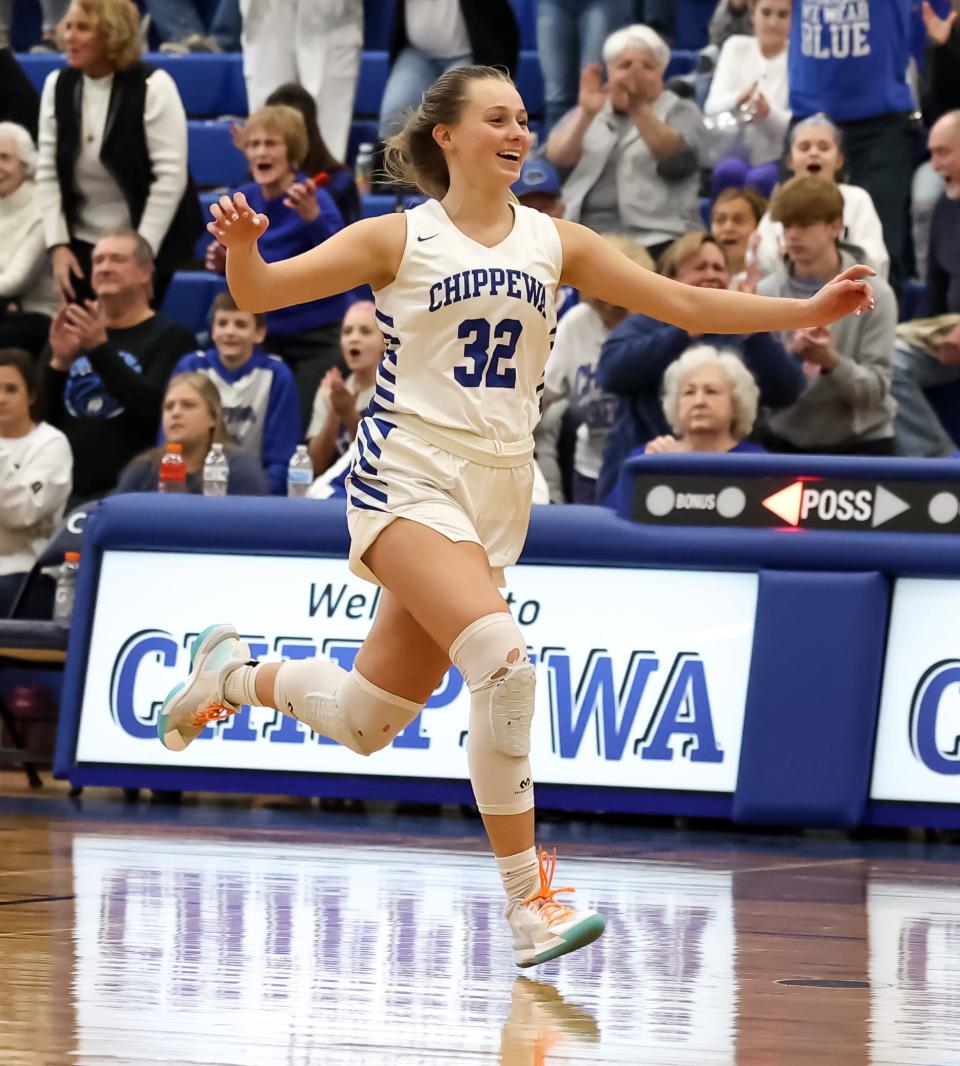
172, 292, 300, 494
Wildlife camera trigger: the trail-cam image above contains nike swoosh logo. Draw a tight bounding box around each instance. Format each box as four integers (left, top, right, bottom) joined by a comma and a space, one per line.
418, 234, 438, 242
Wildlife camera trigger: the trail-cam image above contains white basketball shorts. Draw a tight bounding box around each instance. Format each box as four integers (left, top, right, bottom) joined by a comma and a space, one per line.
345, 415, 534, 587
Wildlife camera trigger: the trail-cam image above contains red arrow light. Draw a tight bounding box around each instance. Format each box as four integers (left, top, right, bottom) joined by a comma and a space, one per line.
762, 481, 804, 526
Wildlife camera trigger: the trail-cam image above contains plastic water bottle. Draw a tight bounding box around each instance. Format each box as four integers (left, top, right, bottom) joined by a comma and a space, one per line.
202, 442, 228, 496
287, 444, 312, 497
158, 443, 187, 493
53, 551, 80, 622
355, 142, 375, 197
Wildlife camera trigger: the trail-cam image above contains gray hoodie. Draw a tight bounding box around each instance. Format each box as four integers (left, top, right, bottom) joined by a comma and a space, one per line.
756, 248, 897, 449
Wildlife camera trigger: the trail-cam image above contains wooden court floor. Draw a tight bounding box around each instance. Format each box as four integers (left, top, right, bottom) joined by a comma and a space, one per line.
0, 781, 958, 1065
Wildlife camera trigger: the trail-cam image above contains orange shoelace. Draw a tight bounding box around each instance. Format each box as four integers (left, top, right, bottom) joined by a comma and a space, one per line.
188, 702, 237, 728
522, 847, 576, 925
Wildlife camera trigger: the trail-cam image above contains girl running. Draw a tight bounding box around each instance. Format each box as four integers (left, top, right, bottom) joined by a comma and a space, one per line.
157, 66, 874, 969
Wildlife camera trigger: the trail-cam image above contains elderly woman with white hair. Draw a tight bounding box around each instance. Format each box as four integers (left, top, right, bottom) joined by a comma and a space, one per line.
0, 122, 59, 358
645, 345, 766, 455
545, 23, 707, 257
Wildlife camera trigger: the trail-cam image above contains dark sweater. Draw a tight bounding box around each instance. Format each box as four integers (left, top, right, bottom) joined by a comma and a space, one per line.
114, 450, 269, 495
924, 194, 960, 317
921, 25, 960, 126
41, 313, 197, 500
0, 49, 39, 141
389, 0, 519, 73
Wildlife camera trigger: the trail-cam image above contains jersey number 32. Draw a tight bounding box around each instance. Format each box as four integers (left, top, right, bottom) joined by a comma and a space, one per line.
454, 318, 522, 389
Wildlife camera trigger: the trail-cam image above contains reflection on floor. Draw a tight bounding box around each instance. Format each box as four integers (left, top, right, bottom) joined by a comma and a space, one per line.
1, 794, 959, 1064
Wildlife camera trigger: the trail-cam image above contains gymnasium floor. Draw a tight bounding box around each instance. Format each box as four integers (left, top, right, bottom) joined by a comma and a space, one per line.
1, 776, 957, 1065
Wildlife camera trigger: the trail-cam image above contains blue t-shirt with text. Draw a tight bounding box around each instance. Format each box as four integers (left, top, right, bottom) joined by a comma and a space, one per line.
789, 1, 914, 121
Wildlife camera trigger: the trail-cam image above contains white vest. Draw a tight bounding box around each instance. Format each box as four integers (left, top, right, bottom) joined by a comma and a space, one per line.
371, 199, 563, 444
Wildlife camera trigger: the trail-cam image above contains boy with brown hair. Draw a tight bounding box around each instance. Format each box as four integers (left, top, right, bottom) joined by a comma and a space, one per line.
171, 291, 300, 493
756, 175, 897, 454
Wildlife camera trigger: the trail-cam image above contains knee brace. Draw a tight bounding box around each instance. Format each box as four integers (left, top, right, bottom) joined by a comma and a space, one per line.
450, 613, 536, 816
274, 660, 423, 756
451, 613, 537, 757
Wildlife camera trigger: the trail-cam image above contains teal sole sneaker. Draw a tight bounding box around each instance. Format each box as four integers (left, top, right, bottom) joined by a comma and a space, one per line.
156, 624, 251, 752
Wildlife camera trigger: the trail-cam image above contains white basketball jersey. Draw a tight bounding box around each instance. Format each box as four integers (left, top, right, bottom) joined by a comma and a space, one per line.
370, 199, 562, 441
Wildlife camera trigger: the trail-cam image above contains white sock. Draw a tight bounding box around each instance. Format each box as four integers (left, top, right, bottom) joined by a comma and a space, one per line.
496, 847, 539, 910
223, 663, 259, 707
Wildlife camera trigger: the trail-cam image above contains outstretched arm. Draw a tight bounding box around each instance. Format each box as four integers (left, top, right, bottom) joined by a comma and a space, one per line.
556, 219, 875, 334
208, 192, 406, 312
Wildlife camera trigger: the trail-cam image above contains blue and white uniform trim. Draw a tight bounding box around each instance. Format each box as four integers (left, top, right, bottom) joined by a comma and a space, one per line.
347, 415, 396, 511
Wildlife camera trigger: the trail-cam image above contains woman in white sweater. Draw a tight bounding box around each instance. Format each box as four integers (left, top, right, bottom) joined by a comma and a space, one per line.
704, 0, 791, 198
752, 114, 890, 281
0, 122, 59, 358
0, 348, 72, 616
36, 0, 200, 306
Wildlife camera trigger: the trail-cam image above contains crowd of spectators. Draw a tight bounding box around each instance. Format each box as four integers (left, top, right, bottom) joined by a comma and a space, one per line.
1, 0, 960, 609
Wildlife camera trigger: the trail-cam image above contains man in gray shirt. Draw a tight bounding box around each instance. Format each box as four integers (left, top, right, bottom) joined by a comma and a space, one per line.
756, 176, 897, 454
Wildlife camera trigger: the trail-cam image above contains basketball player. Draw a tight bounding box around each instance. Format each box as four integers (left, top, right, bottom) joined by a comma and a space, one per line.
156, 66, 875, 968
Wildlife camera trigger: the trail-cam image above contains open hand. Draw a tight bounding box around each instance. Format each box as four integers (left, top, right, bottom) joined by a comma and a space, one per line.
283, 178, 320, 223
922, 0, 958, 45
578, 63, 608, 117
48, 304, 82, 370
51, 245, 84, 301
736, 81, 758, 109
207, 191, 270, 248
205, 239, 227, 274
790, 325, 839, 370
322, 368, 354, 419
750, 92, 771, 122
808, 264, 876, 327
64, 300, 108, 352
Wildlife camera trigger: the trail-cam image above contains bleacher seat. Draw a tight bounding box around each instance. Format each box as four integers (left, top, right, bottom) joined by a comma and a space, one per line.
160, 271, 226, 336
665, 50, 699, 79
899, 278, 928, 322
18, 52, 247, 117
355, 52, 390, 117
361, 194, 399, 218
188, 120, 248, 187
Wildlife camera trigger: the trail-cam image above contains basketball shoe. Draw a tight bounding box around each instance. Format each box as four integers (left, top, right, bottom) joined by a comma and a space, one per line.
508, 848, 606, 967
157, 624, 251, 751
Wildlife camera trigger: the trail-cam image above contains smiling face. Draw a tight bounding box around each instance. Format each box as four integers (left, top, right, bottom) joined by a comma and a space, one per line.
162, 379, 216, 450
0, 365, 34, 438
677, 362, 736, 439
62, 3, 112, 76
340, 302, 385, 376
0, 133, 27, 199
929, 114, 960, 200
211, 309, 265, 368
752, 0, 791, 55
244, 123, 294, 194
788, 124, 844, 180
436, 78, 532, 188
711, 197, 758, 268
675, 242, 730, 289
607, 46, 663, 112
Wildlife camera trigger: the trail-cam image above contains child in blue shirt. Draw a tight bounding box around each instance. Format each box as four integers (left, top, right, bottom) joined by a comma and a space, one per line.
172, 292, 300, 494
